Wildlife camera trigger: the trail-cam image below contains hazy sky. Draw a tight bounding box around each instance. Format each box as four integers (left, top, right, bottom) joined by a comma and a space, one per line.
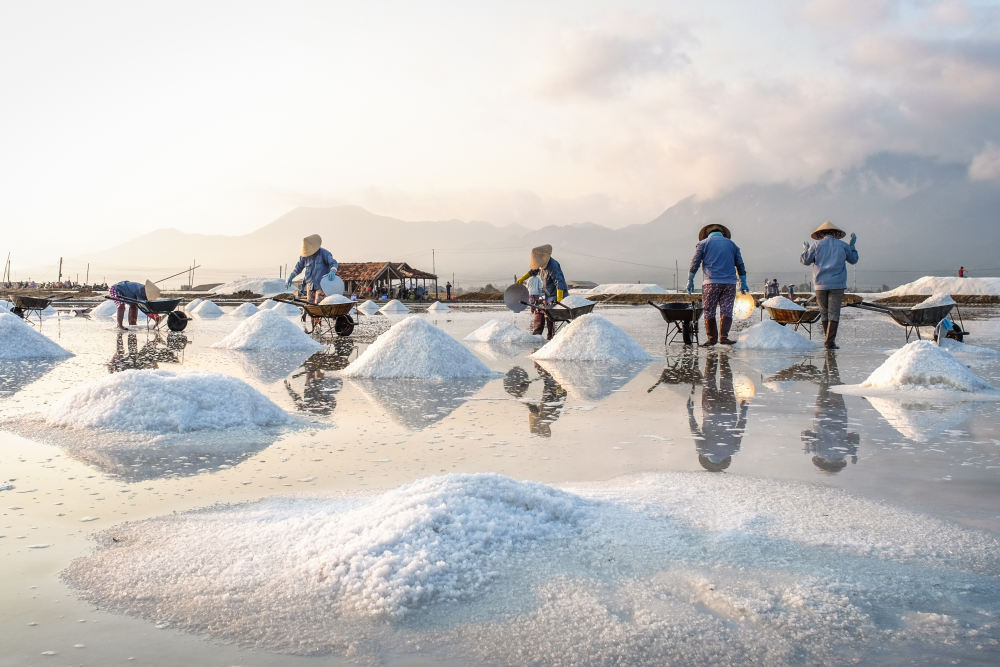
2, 0, 999, 268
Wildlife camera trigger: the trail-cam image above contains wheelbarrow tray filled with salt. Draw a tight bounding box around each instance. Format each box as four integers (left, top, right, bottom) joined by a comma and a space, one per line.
763, 307, 823, 338
273, 295, 355, 337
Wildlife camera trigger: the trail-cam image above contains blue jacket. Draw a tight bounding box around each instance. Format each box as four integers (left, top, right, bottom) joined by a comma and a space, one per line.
689, 236, 746, 285
113, 281, 147, 301
529, 257, 567, 302
800, 236, 858, 290
292, 248, 338, 290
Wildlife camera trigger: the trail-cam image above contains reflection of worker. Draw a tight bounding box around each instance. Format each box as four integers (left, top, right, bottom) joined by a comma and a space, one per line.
517, 244, 567, 340
109, 279, 161, 330
801, 354, 859, 474
284, 346, 350, 416
108, 333, 163, 373
688, 351, 749, 471
800, 221, 859, 350
502, 364, 567, 437
285, 234, 338, 305
648, 353, 702, 395
687, 224, 748, 347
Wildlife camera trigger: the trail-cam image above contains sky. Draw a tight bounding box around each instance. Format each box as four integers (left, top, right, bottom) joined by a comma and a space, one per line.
2, 0, 999, 270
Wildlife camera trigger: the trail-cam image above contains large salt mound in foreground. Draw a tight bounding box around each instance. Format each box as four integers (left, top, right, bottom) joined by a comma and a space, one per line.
229, 302, 260, 318
64, 471, 1000, 665
212, 310, 323, 352
734, 320, 821, 350
380, 299, 410, 314
46, 369, 286, 432
342, 317, 498, 378
579, 283, 667, 294
530, 314, 651, 361
0, 313, 73, 359
464, 319, 538, 343
210, 277, 288, 296
859, 341, 996, 393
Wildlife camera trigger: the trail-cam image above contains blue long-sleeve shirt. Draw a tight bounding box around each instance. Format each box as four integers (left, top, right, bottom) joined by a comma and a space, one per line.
689, 236, 746, 285
292, 248, 338, 290
800, 236, 858, 290
112, 281, 147, 301
529, 257, 567, 302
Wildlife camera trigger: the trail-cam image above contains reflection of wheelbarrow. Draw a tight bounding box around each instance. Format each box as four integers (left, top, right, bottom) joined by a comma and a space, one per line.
763, 307, 822, 338
274, 295, 355, 336
648, 301, 703, 345
844, 301, 965, 342
104, 295, 189, 331
521, 300, 596, 336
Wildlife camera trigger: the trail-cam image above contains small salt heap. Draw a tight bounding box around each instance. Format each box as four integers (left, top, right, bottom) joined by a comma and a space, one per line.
342, 317, 499, 378
427, 301, 451, 313
229, 302, 261, 318
270, 301, 302, 317
464, 319, 538, 343
379, 299, 410, 315
258, 299, 277, 310
357, 300, 381, 315
45, 369, 286, 432
89, 300, 119, 319
530, 314, 651, 361
734, 320, 821, 350
860, 340, 996, 393
212, 310, 323, 351
0, 313, 74, 359
762, 296, 805, 311
320, 294, 353, 305
184, 298, 203, 312
558, 294, 593, 308
192, 300, 224, 317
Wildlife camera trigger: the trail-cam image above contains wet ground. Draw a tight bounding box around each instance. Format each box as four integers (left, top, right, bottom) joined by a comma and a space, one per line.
3, 305, 1000, 666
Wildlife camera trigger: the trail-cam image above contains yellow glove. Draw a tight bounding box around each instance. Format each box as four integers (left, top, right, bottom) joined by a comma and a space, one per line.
517, 272, 531, 285
557, 289, 565, 302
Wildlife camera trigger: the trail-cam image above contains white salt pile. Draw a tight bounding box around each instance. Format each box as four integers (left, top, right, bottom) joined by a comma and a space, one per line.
427, 301, 451, 312
357, 300, 381, 315
41, 305, 58, 316
88, 299, 119, 319
579, 283, 668, 294
46, 369, 286, 432
734, 320, 821, 350
342, 317, 498, 378
938, 338, 999, 357
762, 295, 805, 311
229, 302, 261, 318
320, 294, 353, 305
258, 299, 277, 310
558, 294, 594, 308
0, 313, 73, 359
464, 319, 539, 344
212, 310, 323, 352
880, 276, 1000, 297
210, 277, 288, 296
867, 398, 978, 442
530, 314, 652, 361
850, 341, 996, 394
184, 298, 203, 312
63, 471, 1000, 664
270, 301, 302, 317
191, 299, 224, 317
380, 299, 410, 315
913, 293, 957, 309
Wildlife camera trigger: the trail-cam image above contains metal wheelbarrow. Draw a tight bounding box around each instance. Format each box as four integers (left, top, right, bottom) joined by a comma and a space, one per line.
105, 295, 189, 332
845, 300, 965, 342
275, 295, 356, 337
648, 301, 703, 345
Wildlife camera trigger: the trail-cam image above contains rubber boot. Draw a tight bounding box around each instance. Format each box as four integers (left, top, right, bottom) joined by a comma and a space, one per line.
718, 316, 736, 345
821, 319, 828, 336
700, 318, 718, 347
825, 320, 839, 349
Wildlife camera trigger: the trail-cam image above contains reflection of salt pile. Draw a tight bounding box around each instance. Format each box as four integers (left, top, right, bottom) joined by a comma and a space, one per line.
862, 341, 995, 393
734, 321, 821, 350
229, 302, 261, 318
558, 295, 594, 308
211, 277, 287, 296
46, 369, 286, 432
351, 377, 491, 429
464, 319, 538, 343
89, 299, 120, 319
225, 349, 316, 384
212, 310, 323, 351
427, 301, 451, 313
579, 284, 667, 294
270, 301, 302, 317
939, 338, 999, 357
380, 299, 410, 314
358, 300, 381, 315
867, 398, 977, 442
913, 293, 956, 309
0, 313, 73, 359
530, 314, 651, 361
191, 300, 224, 317
761, 296, 805, 311
535, 360, 648, 401
62, 471, 1000, 664
320, 294, 353, 305
466, 342, 526, 361
342, 317, 498, 378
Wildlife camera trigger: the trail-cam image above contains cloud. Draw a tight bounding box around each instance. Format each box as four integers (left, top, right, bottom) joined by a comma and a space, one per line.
800, 0, 898, 28
969, 142, 1000, 181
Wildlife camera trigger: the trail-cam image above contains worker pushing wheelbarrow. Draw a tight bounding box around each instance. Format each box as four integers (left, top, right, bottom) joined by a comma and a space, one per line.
513, 245, 569, 340
106, 279, 189, 332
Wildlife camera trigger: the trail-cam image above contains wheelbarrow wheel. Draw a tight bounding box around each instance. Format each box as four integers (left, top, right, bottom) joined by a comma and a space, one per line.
166, 311, 189, 332
334, 315, 355, 337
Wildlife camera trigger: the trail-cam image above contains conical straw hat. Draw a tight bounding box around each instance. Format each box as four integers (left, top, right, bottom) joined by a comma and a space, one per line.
301, 234, 322, 257
144, 279, 161, 300
698, 223, 731, 241
530, 244, 552, 270
811, 221, 846, 240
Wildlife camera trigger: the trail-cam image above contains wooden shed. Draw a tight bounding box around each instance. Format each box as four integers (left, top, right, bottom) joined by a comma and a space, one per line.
337, 262, 438, 299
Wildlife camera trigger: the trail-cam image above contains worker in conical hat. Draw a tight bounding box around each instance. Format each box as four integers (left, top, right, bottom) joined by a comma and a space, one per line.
285, 234, 339, 307
108, 279, 161, 330
516, 244, 567, 340
800, 221, 858, 349
687, 223, 749, 346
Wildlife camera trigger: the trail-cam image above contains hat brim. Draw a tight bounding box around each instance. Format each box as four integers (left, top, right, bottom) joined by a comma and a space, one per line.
811, 229, 846, 240
698, 224, 731, 241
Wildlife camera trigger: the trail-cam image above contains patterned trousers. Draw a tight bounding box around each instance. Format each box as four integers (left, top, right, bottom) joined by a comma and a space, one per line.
702, 283, 736, 321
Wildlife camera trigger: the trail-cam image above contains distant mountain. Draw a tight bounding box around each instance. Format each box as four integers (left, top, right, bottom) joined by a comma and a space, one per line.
63, 153, 1000, 290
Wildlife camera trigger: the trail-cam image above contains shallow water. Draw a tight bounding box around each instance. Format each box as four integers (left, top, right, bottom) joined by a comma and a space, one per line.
2, 306, 1000, 666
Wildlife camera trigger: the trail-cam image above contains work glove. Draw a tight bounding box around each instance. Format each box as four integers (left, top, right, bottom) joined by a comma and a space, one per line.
326, 268, 338, 281
739, 275, 749, 294
849, 233, 857, 247
284, 276, 294, 290
557, 289, 565, 302
803, 241, 810, 251
517, 272, 531, 285
686, 273, 695, 295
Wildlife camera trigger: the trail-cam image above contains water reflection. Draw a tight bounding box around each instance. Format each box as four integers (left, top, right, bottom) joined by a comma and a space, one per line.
800, 354, 860, 474
648, 352, 702, 396
0, 359, 62, 397
284, 342, 356, 416
350, 376, 493, 430
867, 398, 977, 442
108, 332, 187, 373
467, 341, 530, 361
532, 360, 649, 402
763, 360, 823, 392
688, 351, 750, 472
61, 440, 267, 483
502, 364, 567, 437
227, 349, 316, 384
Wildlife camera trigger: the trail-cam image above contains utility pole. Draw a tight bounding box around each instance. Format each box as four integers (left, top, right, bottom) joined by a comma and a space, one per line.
86, 263, 89, 285
57, 257, 63, 283
432, 249, 437, 300
675, 260, 678, 291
